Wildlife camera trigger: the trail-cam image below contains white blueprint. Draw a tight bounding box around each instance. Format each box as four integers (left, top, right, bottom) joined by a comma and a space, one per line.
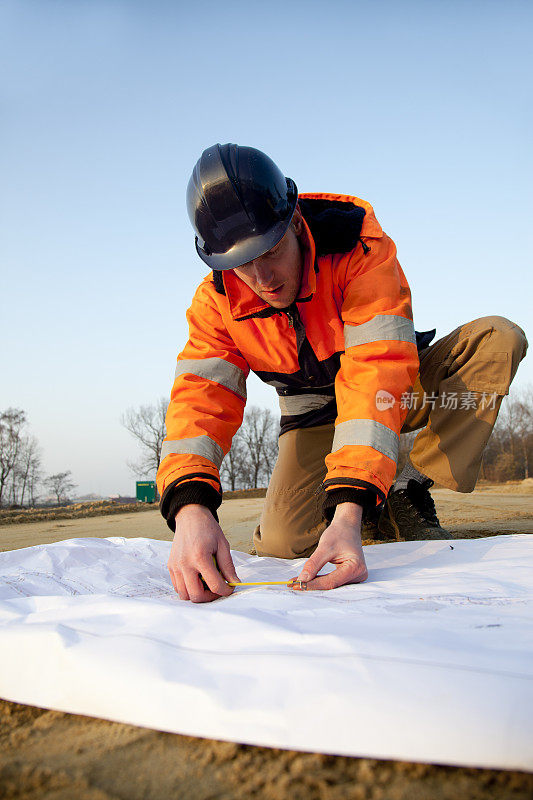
0, 534, 532, 770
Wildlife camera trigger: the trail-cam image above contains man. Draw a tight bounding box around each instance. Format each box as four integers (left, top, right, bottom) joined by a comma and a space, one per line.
157, 143, 528, 603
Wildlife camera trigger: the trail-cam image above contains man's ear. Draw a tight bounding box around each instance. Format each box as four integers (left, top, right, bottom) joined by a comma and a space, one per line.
291, 207, 303, 236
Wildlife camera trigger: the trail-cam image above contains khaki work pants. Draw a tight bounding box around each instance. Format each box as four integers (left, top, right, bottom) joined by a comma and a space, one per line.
253, 315, 528, 559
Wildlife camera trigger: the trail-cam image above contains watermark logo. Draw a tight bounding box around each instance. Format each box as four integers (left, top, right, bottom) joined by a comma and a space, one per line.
374, 389, 499, 413
375, 390, 396, 411
399, 390, 498, 411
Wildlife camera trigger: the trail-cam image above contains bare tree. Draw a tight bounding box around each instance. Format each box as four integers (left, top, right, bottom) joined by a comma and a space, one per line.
0, 408, 26, 507
27, 444, 43, 507
220, 407, 280, 491
121, 398, 168, 480
498, 386, 533, 479
220, 430, 253, 490
479, 384, 533, 482
14, 436, 42, 507
44, 471, 77, 505
238, 406, 279, 489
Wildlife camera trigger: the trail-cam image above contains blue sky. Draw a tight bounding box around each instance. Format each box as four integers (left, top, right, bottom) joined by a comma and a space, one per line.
2, 0, 532, 497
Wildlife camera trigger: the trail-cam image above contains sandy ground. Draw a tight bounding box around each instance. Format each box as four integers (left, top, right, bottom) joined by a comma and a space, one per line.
1, 485, 532, 799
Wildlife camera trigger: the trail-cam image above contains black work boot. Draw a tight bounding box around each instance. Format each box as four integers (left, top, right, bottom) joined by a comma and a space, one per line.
378, 478, 451, 541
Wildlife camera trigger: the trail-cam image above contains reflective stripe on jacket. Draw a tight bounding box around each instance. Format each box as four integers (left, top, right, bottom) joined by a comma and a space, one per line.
157, 193, 420, 523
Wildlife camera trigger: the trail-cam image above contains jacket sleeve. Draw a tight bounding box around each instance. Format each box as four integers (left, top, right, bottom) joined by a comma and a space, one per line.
323, 233, 419, 512
157, 280, 250, 531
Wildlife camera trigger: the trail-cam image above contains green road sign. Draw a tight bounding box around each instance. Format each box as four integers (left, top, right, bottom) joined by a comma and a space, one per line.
136, 481, 156, 503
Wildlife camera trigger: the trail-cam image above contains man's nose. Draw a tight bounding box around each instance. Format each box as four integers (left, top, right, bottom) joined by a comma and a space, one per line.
252, 260, 274, 287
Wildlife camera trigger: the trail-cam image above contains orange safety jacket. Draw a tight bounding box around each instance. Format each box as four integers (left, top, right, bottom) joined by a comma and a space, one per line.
158, 194, 431, 530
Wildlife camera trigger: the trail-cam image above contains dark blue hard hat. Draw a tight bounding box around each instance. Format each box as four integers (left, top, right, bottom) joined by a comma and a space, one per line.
187, 143, 298, 270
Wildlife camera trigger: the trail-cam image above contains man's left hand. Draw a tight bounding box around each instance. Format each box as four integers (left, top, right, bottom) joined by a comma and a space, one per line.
292, 502, 368, 591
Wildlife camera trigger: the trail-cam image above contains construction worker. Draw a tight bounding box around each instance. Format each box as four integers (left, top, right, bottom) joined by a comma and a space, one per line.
157, 143, 528, 603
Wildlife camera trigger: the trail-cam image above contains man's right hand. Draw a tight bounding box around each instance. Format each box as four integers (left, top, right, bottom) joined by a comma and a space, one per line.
167, 504, 240, 603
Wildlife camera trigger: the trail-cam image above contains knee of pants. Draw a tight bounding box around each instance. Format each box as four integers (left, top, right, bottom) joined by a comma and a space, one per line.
476, 315, 528, 359
254, 523, 296, 559
254, 511, 325, 560
459, 315, 528, 394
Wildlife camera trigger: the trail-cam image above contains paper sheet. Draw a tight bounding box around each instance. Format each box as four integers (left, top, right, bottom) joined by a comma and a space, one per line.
0, 535, 532, 770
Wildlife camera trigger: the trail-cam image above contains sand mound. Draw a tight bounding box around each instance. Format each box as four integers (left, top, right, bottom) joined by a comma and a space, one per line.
1, 700, 533, 800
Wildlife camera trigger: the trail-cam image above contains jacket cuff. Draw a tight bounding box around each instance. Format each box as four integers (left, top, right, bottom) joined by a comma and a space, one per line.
160, 480, 222, 533
323, 487, 378, 523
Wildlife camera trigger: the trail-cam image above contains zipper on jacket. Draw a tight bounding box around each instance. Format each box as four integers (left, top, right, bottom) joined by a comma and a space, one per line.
285, 302, 301, 333
285, 303, 322, 385
360, 237, 371, 255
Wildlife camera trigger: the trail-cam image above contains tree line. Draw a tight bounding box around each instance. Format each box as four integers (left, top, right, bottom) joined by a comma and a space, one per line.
123, 385, 533, 490
0, 408, 77, 508
122, 401, 279, 491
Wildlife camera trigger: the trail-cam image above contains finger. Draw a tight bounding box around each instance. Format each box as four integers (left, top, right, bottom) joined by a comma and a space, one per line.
167, 565, 177, 590
296, 560, 368, 592
183, 568, 219, 603
215, 542, 240, 585
198, 555, 233, 597
168, 565, 180, 595
172, 569, 190, 602
296, 545, 331, 583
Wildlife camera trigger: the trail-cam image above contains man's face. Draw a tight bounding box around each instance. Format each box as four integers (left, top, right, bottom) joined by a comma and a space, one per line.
233, 211, 304, 309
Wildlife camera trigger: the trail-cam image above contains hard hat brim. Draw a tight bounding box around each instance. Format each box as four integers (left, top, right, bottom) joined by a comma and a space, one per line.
195, 212, 296, 271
